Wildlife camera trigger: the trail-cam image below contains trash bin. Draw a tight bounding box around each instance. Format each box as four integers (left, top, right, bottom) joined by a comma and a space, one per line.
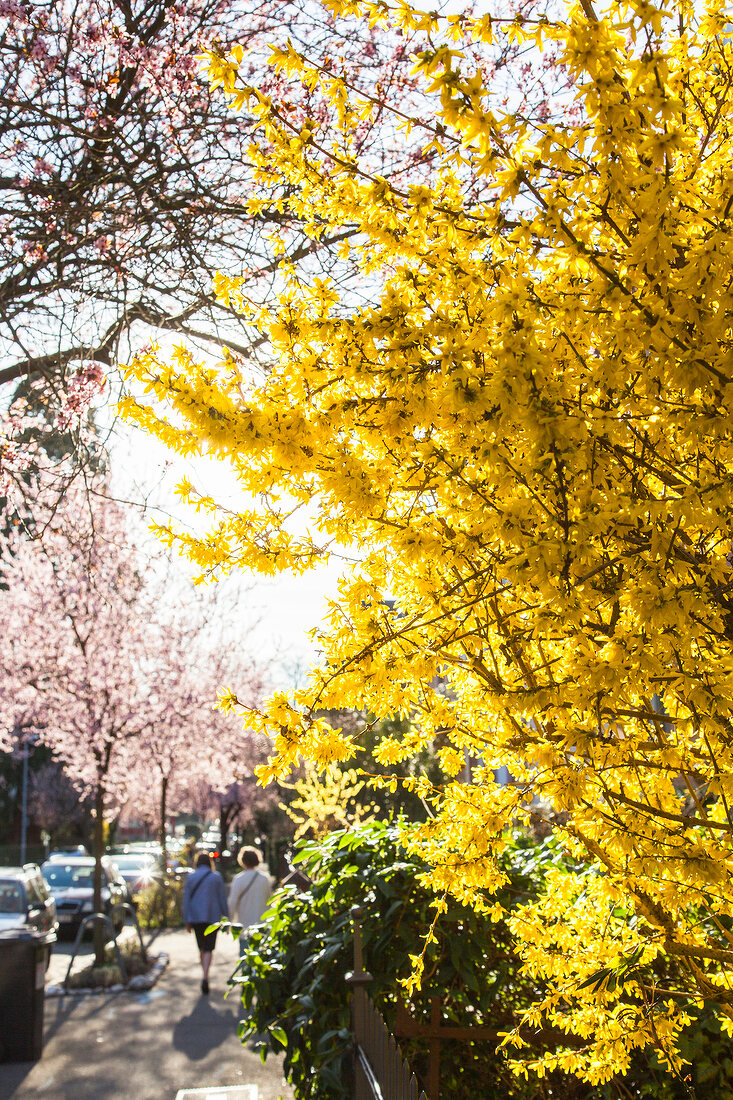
0, 928, 56, 1063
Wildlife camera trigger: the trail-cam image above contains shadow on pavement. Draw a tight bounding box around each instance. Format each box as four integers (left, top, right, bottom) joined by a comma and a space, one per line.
0, 1063, 32, 1097
42, 986, 115, 1047
172, 995, 239, 1061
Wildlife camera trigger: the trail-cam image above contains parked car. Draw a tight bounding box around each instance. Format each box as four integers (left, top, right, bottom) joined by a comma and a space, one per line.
0, 864, 58, 938
112, 852, 163, 900
41, 856, 128, 937
47, 845, 89, 858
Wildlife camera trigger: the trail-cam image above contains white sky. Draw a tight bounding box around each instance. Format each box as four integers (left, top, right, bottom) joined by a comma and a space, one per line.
107, 405, 341, 690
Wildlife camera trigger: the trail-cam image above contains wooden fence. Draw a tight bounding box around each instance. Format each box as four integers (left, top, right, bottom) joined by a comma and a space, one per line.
346, 905, 579, 1100
346, 907, 429, 1100
350, 985, 429, 1100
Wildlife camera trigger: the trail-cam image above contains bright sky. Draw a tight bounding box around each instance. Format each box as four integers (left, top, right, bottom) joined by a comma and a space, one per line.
107, 402, 341, 691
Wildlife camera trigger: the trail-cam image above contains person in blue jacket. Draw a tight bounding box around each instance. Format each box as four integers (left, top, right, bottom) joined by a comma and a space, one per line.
182, 852, 229, 995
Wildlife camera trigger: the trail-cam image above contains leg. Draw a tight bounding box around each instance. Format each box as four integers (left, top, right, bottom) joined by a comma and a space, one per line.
196, 928, 217, 994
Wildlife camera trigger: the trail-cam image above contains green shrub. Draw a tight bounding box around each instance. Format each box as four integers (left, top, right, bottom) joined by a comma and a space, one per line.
230, 822, 598, 1100
135, 876, 184, 929
232, 822, 733, 1100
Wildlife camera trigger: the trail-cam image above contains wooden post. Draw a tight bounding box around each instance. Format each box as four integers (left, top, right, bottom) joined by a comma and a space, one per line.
428, 996, 441, 1100
346, 906, 373, 985
346, 905, 373, 1024
346, 906, 374, 1100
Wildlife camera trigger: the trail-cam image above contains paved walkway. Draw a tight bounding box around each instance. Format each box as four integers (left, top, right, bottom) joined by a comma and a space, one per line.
1, 928, 295, 1100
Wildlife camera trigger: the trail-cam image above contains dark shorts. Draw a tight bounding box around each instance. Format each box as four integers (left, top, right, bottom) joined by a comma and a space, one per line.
192, 923, 218, 952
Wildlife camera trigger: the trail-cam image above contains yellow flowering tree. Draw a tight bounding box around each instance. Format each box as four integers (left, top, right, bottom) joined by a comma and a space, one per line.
125, 0, 733, 1083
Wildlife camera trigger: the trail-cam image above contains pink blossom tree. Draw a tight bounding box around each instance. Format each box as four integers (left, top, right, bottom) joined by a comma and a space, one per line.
122, 607, 270, 864
0, 0, 435, 389
0, 485, 265, 960
205, 757, 281, 854
0, 0, 418, 512
0, 366, 106, 517
124, 726, 279, 860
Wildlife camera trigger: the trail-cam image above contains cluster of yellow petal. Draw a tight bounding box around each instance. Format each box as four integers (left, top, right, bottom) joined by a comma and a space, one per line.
281, 762, 378, 839
124, 0, 733, 1077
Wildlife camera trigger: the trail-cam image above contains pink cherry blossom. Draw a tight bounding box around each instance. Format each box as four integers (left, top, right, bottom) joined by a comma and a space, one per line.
0, 484, 268, 957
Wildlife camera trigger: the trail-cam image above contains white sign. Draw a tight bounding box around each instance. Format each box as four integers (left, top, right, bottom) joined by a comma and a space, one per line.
174, 1087, 258, 1100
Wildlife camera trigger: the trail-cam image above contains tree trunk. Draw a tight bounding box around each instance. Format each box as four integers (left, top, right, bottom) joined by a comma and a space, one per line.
93, 785, 106, 967
219, 805, 228, 853
219, 802, 239, 853
159, 774, 168, 868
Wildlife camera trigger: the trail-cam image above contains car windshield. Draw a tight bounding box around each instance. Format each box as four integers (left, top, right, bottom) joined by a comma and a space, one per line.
0, 880, 25, 913
42, 863, 93, 888
114, 856, 155, 870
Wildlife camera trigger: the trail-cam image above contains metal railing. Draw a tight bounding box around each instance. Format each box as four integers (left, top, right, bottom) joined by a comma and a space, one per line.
63, 902, 147, 989
347, 907, 429, 1100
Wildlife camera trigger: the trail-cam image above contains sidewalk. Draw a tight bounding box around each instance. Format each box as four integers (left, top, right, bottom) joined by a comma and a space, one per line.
0, 928, 295, 1100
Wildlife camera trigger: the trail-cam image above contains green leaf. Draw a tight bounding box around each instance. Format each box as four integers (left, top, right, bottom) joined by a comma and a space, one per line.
269, 1026, 288, 1048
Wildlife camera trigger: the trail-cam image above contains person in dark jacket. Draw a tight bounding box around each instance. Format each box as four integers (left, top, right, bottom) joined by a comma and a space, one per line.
182, 852, 228, 995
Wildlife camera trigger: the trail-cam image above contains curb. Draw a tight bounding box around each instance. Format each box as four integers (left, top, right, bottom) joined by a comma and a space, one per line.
46, 951, 169, 998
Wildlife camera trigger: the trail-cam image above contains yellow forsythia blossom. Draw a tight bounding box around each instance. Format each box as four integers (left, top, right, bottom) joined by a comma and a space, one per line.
125, 0, 733, 1079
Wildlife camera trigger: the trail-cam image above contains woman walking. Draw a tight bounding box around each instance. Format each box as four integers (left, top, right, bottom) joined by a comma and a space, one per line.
228, 846, 272, 953
182, 852, 228, 994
